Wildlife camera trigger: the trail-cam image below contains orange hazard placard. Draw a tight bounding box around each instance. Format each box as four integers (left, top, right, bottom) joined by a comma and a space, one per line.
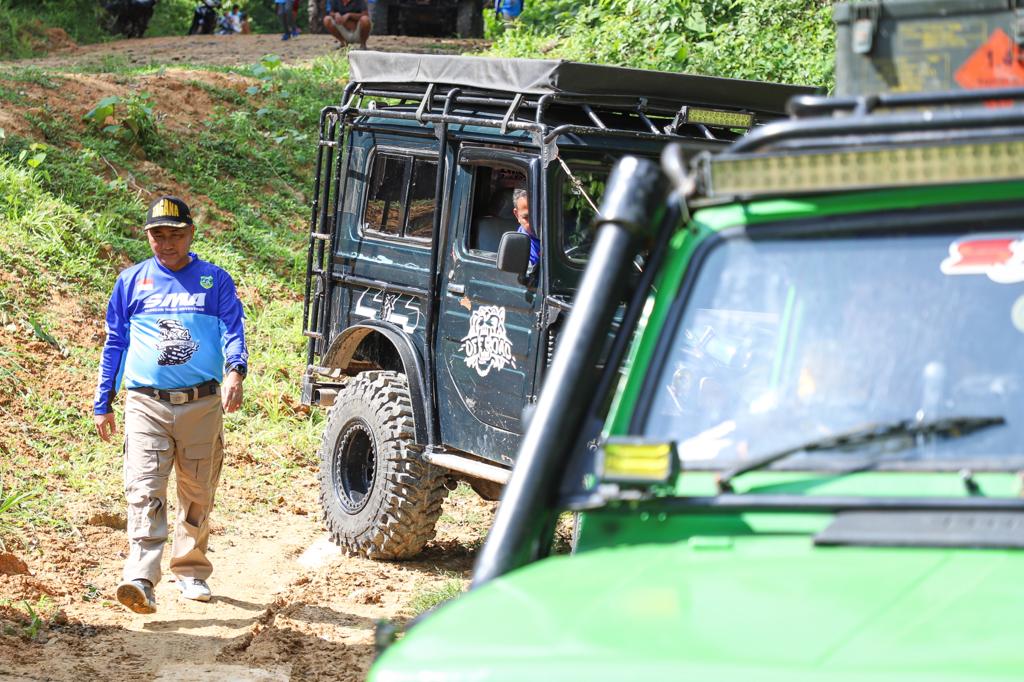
955, 28, 1024, 89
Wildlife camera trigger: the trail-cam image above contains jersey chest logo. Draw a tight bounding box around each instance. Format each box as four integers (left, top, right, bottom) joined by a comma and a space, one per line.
143, 292, 207, 310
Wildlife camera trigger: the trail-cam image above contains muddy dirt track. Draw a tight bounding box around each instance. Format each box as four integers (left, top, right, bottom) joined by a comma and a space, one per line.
0, 32, 495, 682
14, 33, 488, 69
0, 482, 493, 681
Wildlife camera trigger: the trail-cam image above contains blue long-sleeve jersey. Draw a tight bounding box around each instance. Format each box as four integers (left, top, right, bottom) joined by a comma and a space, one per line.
93, 253, 248, 415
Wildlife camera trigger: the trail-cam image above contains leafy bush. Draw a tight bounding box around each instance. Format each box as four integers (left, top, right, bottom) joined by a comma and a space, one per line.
487, 0, 835, 90
82, 92, 159, 147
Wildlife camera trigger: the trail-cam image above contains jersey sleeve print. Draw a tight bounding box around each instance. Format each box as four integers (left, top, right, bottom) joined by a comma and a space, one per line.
94, 276, 129, 414
217, 269, 248, 368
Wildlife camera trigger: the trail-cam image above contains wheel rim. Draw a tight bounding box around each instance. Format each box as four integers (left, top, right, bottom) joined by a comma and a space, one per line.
332, 420, 376, 514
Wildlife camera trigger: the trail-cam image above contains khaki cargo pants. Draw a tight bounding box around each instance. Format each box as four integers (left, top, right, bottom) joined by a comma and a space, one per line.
122, 389, 223, 585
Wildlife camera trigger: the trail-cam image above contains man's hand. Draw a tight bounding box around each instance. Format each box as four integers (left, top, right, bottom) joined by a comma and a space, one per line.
94, 413, 116, 442
222, 370, 244, 413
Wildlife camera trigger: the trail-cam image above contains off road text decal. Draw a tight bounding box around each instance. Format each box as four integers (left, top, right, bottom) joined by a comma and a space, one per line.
460, 305, 515, 377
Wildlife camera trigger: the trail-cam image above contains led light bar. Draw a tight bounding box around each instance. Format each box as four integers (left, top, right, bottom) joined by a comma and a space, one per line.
598, 439, 678, 486
704, 139, 1024, 197
683, 106, 755, 129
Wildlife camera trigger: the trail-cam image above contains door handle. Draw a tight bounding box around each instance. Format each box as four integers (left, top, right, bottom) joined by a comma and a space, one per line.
447, 283, 466, 296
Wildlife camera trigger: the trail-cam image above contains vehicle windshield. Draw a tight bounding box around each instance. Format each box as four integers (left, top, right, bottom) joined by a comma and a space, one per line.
642, 230, 1024, 472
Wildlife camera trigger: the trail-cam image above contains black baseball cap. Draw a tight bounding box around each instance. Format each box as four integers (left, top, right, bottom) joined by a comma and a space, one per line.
145, 196, 194, 230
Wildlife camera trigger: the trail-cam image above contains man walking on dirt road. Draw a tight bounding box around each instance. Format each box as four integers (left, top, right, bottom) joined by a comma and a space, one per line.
93, 195, 248, 614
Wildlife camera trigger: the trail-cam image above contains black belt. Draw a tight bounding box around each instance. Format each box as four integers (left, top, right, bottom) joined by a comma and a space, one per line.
131, 380, 220, 405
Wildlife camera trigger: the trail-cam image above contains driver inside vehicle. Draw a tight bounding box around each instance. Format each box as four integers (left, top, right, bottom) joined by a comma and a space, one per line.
512, 188, 540, 266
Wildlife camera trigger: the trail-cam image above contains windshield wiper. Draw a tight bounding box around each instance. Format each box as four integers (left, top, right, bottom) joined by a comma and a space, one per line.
716, 415, 1006, 493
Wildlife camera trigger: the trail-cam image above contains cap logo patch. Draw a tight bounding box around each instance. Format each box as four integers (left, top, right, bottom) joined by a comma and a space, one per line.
153, 199, 180, 219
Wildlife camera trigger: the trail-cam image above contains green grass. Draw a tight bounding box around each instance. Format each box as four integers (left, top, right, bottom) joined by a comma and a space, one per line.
0, 481, 35, 550
0, 595, 60, 641
407, 576, 465, 617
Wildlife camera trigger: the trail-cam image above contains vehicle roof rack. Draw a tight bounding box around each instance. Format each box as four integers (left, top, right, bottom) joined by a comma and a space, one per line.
690, 86, 1024, 199
335, 52, 817, 149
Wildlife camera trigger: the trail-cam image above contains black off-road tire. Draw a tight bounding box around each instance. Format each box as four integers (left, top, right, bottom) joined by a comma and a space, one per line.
456, 0, 483, 38
318, 371, 448, 560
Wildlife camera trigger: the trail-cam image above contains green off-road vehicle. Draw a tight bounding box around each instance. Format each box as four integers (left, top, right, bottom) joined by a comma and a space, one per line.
301, 51, 808, 559
370, 2, 1024, 679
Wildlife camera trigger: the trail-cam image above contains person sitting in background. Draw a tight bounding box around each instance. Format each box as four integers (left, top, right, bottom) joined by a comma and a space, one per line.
323, 0, 371, 50
239, 10, 251, 33
216, 4, 243, 33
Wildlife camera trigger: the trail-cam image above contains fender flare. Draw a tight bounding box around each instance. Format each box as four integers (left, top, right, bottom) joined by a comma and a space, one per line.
321, 321, 431, 445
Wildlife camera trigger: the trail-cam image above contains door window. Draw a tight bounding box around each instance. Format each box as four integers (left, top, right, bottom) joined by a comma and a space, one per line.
363, 151, 437, 243
466, 164, 528, 256
406, 160, 438, 240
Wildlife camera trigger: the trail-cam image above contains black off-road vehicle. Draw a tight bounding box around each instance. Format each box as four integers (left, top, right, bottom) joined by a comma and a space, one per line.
301, 51, 812, 559
370, 0, 485, 39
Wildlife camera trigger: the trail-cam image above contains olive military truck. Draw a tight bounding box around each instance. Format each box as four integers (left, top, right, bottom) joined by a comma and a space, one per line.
370, 2, 1024, 680
301, 51, 811, 559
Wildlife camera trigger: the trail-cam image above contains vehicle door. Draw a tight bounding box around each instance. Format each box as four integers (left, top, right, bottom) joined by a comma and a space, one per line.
435, 148, 543, 463
332, 137, 438, 350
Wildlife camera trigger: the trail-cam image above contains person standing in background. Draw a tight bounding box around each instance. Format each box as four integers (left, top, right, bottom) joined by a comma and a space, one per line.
495, 0, 523, 21
276, 0, 298, 39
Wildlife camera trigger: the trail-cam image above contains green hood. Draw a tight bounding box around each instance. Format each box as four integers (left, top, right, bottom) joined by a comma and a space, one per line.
372, 538, 1024, 682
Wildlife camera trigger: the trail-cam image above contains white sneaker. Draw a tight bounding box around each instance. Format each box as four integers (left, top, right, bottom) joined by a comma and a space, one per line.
176, 577, 211, 602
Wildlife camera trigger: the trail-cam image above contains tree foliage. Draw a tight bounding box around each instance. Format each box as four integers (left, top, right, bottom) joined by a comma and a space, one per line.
488, 0, 835, 91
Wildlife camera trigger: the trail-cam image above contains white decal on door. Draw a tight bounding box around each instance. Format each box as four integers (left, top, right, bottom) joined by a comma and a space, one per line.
353, 289, 422, 333
460, 305, 516, 377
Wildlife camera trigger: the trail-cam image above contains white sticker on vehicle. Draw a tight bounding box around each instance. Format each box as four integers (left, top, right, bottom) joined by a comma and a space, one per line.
353, 289, 422, 333
460, 305, 516, 377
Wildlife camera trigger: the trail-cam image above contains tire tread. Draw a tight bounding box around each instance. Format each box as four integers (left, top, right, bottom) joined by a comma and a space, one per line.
318, 371, 448, 560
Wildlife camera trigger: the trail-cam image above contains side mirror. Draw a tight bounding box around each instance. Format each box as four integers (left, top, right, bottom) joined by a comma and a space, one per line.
496, 231, 531, 278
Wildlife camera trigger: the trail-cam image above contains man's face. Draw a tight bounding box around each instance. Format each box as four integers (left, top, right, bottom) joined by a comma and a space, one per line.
147, 225, 195, 271
513, 195, 532, 236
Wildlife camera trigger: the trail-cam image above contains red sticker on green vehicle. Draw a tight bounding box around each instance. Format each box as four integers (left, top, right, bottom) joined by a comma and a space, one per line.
940, 235, 1024, 283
